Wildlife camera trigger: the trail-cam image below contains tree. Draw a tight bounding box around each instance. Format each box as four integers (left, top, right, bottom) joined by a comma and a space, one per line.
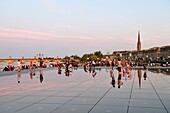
90, 54, 97, 61
80, 51, 104, 61
94, 51, 103, 60
70, 55, 80, 60
81, 54, 89, 61
63, 56, 69, 59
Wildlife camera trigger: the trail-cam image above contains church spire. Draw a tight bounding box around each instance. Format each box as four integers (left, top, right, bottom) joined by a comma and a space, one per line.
137, 31, 141, 51
138, 31, 140, 42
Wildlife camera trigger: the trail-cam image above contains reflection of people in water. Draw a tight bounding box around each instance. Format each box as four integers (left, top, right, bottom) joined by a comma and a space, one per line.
126, 62, 132, 79
118, 73, 123, 88
138, 69, 142, 89
69, 64, 73, 75
58, 64, 62, 75
110, 69, 115, 87
65, 61, 70, 77
89, 62, 92, 73
58, 69, 62, 74
39, 68, 44, 83
84, 63, 88, 72
143, 72, 147, 80
30, 72, 33, 79
17, 72, 22, 83
92, 61, 97, 77
143, 65, 147, 80
29, 67, 33, 79
116, 58, 123, 88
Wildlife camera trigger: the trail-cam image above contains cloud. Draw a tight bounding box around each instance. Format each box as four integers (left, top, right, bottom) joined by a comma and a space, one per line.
0, 27, 139, 50
0, 27, 104, 41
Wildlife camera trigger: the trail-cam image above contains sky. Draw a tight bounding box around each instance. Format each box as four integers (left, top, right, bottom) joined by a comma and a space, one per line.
0, 0, 170, 58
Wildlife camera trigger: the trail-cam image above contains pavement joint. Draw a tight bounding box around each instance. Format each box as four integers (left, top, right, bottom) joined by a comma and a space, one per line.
148, 75, 169, 113
0, 68, 170, 113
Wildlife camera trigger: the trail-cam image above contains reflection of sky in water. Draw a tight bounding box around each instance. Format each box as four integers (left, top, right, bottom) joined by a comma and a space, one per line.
0, 62, 8, 68
1, 68, 170, 113
0, 61, 57, 69
0, 68, 169, 89
148, 68, 170, 75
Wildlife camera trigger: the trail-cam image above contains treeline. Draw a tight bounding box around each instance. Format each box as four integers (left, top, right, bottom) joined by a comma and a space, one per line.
63, 51, 103, 62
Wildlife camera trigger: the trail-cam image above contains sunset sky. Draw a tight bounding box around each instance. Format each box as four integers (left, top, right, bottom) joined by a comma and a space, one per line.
0, 0, 170, 58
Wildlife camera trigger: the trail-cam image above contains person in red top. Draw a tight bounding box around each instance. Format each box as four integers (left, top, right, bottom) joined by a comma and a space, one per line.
30, 61, 33, 69
121, 59, 125, 67
8, 66, 11, 71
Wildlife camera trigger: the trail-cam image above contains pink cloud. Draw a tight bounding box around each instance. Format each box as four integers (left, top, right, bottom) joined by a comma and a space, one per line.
0, 27, 97, 41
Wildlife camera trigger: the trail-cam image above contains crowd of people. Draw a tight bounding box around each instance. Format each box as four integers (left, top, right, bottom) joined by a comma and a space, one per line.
3, 65, 15, 71
109, 58, 148, 88
83, 61, 97, 77
109, 58, 132, 88
1, 58, 148, 87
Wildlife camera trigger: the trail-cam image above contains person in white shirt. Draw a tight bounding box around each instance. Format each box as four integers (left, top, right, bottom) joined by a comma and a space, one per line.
17, 60, 21, 72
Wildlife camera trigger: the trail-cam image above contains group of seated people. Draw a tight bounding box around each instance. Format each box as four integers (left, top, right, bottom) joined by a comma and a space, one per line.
3, 65, 30, 72
3, 65, 15, 71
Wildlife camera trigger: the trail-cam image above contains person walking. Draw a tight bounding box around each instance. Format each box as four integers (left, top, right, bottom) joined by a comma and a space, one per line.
17, 60, 21, 72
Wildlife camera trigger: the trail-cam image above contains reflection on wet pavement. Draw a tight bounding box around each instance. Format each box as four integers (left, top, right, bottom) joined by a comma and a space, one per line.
0, 67, 170, 113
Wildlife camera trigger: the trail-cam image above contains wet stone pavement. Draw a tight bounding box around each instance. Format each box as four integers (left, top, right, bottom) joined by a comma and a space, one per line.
0, 68, 170, 113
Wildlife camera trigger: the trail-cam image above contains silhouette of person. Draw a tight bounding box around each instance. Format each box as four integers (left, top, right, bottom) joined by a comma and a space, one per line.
30, 61, 33, 69
17, 60, 21, 72
39, 58, 44, 68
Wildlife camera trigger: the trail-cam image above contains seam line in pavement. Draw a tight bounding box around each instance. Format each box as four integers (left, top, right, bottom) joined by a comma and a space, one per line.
48, 77, 101, 113
87, 86, 112, 113
127, 70, 136, 113
148, 74, 169, 113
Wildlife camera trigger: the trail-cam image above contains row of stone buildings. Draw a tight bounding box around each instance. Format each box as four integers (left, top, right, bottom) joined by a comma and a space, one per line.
104, 31, 170, 63
110, 45, 170, 61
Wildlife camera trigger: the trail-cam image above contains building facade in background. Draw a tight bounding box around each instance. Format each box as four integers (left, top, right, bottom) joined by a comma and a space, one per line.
104, 31, 170, 65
